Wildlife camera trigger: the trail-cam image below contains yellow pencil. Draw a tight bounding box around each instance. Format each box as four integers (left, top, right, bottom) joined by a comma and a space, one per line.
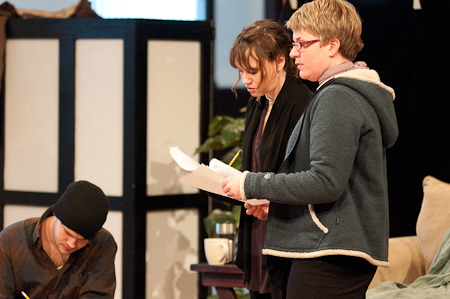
21, 291, 31, 299
229, 149, 241, 166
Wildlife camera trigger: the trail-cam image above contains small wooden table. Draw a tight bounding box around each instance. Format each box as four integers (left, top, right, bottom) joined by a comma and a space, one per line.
191, 263, 245, 299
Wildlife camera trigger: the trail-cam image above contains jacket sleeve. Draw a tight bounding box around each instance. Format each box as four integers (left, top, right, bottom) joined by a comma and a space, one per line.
0, 231, 17, 299
244, 87, 364, 205
78, 232, 117, 299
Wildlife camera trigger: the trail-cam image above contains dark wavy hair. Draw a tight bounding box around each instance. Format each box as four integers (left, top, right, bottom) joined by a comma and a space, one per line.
229, 19, 298, 97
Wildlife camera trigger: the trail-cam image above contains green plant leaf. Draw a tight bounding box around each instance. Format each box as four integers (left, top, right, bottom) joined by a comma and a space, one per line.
220, 118, 245, 148
196, 111, 246, 236
208, 116, 234, 136
195, 136, 225, 154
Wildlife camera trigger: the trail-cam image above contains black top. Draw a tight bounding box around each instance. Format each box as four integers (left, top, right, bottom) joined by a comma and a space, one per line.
236, 75, 312, 283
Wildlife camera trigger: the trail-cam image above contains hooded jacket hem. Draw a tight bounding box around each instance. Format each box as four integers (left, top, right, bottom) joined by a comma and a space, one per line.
262, 248, 390, 268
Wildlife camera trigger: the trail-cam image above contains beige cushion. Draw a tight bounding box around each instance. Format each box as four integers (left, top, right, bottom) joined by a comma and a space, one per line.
368, 236, 425, 289
416, 175, 450, 272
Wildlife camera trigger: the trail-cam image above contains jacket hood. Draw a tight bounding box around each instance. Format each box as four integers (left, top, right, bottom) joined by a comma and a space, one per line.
330, 69, 398, 149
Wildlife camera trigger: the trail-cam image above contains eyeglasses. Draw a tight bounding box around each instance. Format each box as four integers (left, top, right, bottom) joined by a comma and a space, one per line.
291, 40, 320, 51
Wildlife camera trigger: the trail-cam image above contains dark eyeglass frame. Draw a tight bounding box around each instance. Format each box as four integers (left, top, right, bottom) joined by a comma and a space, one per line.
291, 39, 320, 51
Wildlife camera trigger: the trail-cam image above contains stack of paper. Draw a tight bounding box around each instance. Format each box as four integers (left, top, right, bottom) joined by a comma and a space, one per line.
170, 146, 268, 205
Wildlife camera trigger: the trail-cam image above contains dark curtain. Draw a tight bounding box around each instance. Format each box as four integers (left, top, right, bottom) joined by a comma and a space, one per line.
352, 0, 450, 237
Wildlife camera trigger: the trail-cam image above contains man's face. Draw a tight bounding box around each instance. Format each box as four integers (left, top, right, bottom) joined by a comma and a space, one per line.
53, 217, 89, 255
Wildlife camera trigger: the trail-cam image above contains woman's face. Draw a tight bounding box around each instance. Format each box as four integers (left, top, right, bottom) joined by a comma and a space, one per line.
236, 55, 280, 98
289, 30, 332, 82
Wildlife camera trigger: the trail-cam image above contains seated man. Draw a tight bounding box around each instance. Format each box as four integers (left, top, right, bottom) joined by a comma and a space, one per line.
0, 180, 117, 299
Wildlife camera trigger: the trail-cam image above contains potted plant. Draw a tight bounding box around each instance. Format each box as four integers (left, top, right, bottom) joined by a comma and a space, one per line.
198, 108, 249, 299
196, 107, 246, 236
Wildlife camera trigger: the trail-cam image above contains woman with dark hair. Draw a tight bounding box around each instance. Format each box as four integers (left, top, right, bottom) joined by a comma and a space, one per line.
228, 19, 311, 299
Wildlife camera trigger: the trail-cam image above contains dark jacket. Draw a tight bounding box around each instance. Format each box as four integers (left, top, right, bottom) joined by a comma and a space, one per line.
243, 69, 398, 267
0, 206, 117, 299
236, 75, 312, 283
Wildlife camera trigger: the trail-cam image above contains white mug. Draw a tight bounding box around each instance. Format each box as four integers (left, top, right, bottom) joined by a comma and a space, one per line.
204, 238, 232, 265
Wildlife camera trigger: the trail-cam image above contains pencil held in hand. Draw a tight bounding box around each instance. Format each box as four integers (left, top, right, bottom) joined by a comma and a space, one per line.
229, 149, 241, 166
21, 291, 31, 299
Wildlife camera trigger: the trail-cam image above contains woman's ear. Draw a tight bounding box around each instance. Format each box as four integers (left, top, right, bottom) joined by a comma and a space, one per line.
276, 54, 286, 72
329, 38, 341, 57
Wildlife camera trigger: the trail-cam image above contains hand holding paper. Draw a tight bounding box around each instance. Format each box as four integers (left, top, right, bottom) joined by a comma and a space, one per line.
222, 175, 242, 200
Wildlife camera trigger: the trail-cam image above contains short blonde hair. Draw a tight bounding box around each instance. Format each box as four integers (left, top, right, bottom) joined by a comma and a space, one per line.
286, 0, 364, 60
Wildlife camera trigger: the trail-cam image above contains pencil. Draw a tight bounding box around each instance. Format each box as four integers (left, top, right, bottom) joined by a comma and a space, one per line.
21, 291, 31, 299
229, 149, 241, 166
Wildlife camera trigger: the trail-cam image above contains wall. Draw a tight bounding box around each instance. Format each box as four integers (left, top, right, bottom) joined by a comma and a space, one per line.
213, 0, 264, 89
6, 0, 79, 11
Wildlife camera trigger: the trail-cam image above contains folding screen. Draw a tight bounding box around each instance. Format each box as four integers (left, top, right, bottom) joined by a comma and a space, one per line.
1, 18, 213, 299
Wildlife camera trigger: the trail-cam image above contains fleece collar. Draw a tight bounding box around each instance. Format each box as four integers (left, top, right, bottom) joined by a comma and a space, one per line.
334, 69, 396, 100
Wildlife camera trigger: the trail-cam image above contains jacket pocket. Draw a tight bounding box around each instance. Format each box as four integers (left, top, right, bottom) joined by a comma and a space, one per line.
308, 204, 329, 234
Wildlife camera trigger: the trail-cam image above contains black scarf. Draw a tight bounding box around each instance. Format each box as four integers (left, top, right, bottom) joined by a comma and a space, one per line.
236, 75, 312, 283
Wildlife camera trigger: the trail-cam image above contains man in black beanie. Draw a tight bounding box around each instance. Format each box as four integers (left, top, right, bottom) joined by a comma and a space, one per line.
0, 181, 117, 299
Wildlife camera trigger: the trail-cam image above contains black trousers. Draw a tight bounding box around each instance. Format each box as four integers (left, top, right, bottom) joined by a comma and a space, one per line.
267, 255, 377, 299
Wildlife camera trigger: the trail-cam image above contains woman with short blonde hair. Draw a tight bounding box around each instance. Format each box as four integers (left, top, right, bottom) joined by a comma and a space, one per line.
222, 1, 398, 298
287, 0, 364, 60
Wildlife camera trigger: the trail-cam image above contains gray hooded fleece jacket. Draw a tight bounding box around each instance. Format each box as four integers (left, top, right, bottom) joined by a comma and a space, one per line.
242, 69, 398, 267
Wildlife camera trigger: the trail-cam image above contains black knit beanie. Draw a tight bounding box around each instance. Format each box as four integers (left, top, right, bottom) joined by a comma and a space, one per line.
54, 180, 108, 240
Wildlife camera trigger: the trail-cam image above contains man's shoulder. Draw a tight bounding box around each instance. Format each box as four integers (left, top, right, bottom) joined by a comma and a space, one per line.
92, 228, 117, 247
0, 218, 39, 250
0, 218, 38, 237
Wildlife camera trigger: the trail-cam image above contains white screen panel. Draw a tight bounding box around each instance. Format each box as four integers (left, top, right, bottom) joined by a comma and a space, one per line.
75, 39, 124, 197
4, 39, 59, 193
3, 205, 47, 227
146, 209, 198, 299
147, 41, 201, 196
4, 205, 123, 299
